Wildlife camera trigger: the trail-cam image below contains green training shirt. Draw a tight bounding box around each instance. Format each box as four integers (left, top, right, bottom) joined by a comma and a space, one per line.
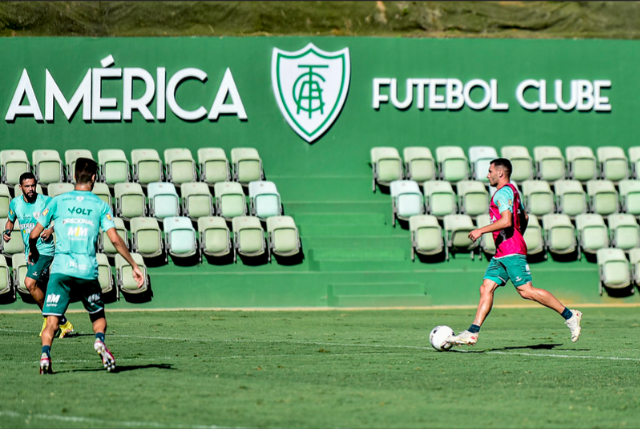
7, 193, 55, 257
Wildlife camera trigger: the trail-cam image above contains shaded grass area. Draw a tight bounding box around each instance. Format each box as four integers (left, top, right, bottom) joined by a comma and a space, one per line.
2, 1, 640, 39
1, 308, 639, 428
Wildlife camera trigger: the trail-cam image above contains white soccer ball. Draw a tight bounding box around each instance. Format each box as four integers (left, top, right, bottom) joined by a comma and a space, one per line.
430, 325, 455, 351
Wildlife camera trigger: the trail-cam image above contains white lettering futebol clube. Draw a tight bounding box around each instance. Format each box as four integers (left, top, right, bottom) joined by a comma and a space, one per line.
5, 55, 248, 123
373, 78, 611, 112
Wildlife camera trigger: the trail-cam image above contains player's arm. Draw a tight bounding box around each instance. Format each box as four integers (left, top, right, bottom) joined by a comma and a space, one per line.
106, 228, 145, 288
3, 219, 14, 242
28, 223, 45, 264
469, 210, 512, 241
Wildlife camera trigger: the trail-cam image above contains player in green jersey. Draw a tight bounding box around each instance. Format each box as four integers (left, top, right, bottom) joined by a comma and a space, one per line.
3, 172, 74, 338
29, 158, 144, 374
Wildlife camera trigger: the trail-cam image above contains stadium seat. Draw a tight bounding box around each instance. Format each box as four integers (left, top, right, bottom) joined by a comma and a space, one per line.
403, 147, 435, 183
523, 214, 546, 258
181, 182, 214, 221
96, 253, 118, 300
618, 179, 640, 217
231, 148, 264, 188
266, 215, 301, 262
628, 147, 640, 179
443, 214, 479, 261
64, 149, 94, 182
197, 216, 232, 259
92, 182, 112, 208
114, 182, 146, 221
475, 214, 496, 256
423, 180, 457, 219
409, 215, 444, 261
130, 217, 164, 260
197, 148, 230, 185
629, 247, 640, 287
164, 148, 196, 185
554, 180, 587, 218
47, 182, 74, 198
565, 146, 597, 183
116, 252, 149, 296
436, 146, 469, 183
214, 181, 246, 221
596, 248, 631, 296
249, 181, 283, 220
390, 180, 424, 227
98, 149, 131, 186
597, 146, 629, 183
11, 253, 28, 297
521, 180, 555, 216
164, 216, 198, 262
607, 213, 640, 253
32, 149, 64, 186
99, 217, 128, 258
542, 214, 577, 258
457, 180, 489, 216
232, 216, 266, 263
468, 146, 498, 183
0, 150, 30, 186
0, 218, 24, 258
586, 180, 618, 216
500, 146, 533, 183
534, 146, 565, 181
575, 214, 609, 260
131, 149, 163, 186
148, 182, 180, 220
0, 254, 13, 302
370, 147, 403, 192
0, 184, 10, 217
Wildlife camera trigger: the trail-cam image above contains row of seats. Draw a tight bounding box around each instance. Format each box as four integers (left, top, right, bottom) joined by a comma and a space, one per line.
597, 248, 639, 295
371, 145, 640, 190
0, 147, 264, 191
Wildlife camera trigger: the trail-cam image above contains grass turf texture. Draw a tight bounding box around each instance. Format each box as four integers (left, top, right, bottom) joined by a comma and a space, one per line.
1, 308, 639, 429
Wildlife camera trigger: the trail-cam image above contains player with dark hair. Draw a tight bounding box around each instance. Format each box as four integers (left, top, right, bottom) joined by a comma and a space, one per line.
29, 158, 144, 374
447, 158, 582, 347
3, 172, 74, 337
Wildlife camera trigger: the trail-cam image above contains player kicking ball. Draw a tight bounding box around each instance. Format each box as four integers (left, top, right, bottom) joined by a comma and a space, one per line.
3, 172, 74, 338
29, 158, 144, 374
446, 158, 582, 348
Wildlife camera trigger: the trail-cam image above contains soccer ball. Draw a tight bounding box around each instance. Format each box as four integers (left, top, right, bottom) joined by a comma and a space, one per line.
430, 325, 455, 351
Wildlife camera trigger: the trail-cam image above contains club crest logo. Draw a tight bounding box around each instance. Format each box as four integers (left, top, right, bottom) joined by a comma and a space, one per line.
272, 43, 350, 143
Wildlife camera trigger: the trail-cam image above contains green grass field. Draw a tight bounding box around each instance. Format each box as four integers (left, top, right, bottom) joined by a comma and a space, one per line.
1, 307, 639, 429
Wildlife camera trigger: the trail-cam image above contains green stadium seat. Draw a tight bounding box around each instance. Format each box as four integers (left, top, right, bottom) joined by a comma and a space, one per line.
99, 216, 128, 258
0, 184, 10, 217
468, 146, 498, 183
98, 149, 131, 186
64, 149, 94, 182
475, 214, 496, 256
114, 182, 146, 221
164, 148, 196, 185
596, 248, 631, 295
0, 150, 30, 186
130, 217, 164, 260
390, 180, 424, 227
607, 213, 640, 253
1, 218, 24, 258
403, 147, 435, 183
628, 147, 640, 179
32, 149, 63, 186
266, 215, 301, 263
164, 216, 198, 261
13, 183, 43, 198
500, 146, 533, 183
521, 180, 555, 216
597, 146, 629, 183
629, 247, 640, 287
534, 146, 565, 182
96, 253, 117, 299
115, 252, 149, 295
47, 182, 74, 198
92, 182, 112, 209
0, 254, 13, 301
457, 180, 489, 216
148, 182, 180, 220
409, 214, 444, 261
371, 147, 403, 192
214, 181, 246, 221
565, 146, 597, 183
232, 216, 266, 263
586, 180, 618, 216
197, 216, 232, 259
131, 149, 164, 186
443, 214, 479, 261
523, 214, 546, 258
554, 180, 587, 218
436, 146, 468, 183
181, 182, 214, 221
575, 213, 609, 260
542, 214, 577, 258
11, 253, 28, 297
423, 180, 457, 219
197, 148, 230, 185
619, 179, 640, 216
249, 181, 283, 220
231, 148, 264, 188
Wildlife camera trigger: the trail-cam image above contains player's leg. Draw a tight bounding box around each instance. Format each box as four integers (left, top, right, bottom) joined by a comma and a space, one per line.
39, 274, 72, 374
80, 278, 116, 372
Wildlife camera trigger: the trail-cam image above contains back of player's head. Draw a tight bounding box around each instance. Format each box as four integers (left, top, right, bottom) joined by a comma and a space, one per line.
491, 158, 512, 178
75, 157, 98, 184
19, 172, 36, 185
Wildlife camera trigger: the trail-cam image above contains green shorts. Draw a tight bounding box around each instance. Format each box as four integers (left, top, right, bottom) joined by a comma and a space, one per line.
484, 254, 532, 287
42, 274, 104, 317
26, 254, 54, 283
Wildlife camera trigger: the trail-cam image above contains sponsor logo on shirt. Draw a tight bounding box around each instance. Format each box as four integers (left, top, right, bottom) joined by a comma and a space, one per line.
106, 213, 112, 221
62, 218, 95, 226
42, 208, 49, 216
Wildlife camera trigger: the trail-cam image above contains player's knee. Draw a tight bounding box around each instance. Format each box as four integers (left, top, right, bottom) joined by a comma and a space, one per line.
517, 286, 535, 300
24, 278, 37, 293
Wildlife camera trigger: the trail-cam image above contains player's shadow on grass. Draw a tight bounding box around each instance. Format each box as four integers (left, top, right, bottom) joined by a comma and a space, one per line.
451, 343, 565, 353
61, 363, 175, 373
